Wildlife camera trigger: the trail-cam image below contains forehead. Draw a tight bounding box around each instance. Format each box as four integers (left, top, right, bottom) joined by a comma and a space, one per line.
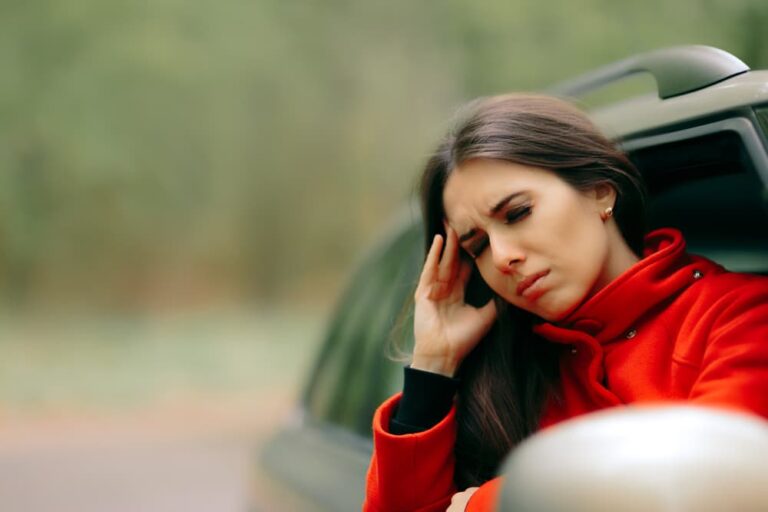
442, 159, 561, 223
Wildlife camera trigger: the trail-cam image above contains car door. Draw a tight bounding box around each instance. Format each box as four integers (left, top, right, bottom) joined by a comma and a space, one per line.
260, 212, 423, 511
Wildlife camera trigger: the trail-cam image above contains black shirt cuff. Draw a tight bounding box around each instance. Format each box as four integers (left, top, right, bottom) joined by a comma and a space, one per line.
389, 366, 459, 434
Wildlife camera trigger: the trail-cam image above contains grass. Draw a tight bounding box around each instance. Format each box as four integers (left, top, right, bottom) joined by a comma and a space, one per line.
0, 306, 327, 414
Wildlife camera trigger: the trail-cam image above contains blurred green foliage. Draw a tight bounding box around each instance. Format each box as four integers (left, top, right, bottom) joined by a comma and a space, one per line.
0, 308, 323, 410
2, 0, 767, 311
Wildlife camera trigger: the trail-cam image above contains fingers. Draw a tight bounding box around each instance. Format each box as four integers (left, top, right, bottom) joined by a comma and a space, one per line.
447, 487, 480, 512
417, 228, 463, 301
416, 234, 443, 296
456, 258, 473, 290
429, 227, 461, 300
434, 226, 461, 298
437, 227, 459, 285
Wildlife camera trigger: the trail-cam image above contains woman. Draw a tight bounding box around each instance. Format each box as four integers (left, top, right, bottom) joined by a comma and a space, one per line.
363, 94, 768, 512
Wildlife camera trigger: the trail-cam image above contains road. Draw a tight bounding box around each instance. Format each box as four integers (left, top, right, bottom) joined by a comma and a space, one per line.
0, 307, 328, 511
0, 392, 300, 512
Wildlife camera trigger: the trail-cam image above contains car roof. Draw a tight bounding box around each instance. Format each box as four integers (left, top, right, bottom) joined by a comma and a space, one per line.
590, 69, 768, 140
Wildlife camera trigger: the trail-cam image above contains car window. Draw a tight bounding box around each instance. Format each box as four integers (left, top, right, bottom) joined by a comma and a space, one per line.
755, 105, 768, 143
628, 129, 768, 273
303, 218, 423, 436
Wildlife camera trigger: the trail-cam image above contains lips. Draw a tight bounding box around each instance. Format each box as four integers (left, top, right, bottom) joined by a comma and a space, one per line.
516, 269, 550, 297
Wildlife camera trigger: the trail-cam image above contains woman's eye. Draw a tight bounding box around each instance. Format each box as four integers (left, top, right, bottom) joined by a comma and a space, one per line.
466, 238, 488, 258
505, 205, 532, 224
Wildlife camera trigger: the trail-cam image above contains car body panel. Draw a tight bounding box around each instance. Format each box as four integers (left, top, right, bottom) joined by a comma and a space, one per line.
261, 420, 371, 511
591, 71, 768, 140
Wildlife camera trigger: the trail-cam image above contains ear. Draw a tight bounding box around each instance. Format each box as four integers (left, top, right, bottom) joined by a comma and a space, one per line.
591, 183, 617, 211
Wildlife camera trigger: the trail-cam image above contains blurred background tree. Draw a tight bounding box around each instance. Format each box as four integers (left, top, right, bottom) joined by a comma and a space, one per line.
3, 0, 767, 312
0, 0, 766, 409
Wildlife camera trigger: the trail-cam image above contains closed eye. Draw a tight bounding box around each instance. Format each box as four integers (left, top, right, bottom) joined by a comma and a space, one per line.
464, 237, 488, 259
505, 204, 532, 224
462, 204, 531, 258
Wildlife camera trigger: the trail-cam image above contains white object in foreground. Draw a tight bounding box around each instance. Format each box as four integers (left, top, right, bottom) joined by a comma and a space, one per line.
498, 405, 768, 512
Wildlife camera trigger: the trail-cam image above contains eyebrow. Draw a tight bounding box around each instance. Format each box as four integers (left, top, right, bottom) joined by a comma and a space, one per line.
457, 192, 526, 243
490, 192, 525, 215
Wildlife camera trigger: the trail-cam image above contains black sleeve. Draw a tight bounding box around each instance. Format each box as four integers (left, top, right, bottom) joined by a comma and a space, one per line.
389, 366, 459, 435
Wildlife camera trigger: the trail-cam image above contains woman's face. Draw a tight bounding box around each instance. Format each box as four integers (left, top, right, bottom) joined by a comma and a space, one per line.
442, 158, 634, 321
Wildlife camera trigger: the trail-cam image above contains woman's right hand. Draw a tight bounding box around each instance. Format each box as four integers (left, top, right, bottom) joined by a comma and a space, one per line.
412, 227, 497, 377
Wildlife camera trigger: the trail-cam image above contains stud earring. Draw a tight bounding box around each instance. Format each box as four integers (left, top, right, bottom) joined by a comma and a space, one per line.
602, 206, 614, 221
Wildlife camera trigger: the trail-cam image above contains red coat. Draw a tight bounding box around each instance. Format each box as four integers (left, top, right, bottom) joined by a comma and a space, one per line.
363, 228, 768, 511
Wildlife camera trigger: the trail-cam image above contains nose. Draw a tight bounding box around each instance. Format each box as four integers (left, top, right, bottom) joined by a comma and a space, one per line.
490, 233, 526, 274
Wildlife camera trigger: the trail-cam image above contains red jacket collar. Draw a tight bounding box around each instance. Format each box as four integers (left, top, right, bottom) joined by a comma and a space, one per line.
534, 228, 722, 344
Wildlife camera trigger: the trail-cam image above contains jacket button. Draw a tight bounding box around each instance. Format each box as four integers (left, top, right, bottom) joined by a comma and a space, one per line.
625, 329, 637, 339
693, 269, 703, 279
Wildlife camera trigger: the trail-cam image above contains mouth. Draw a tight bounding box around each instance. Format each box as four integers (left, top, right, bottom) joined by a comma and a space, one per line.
516, 269, 550, 297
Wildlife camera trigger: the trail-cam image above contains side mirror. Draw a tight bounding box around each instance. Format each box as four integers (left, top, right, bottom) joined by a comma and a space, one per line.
496, 405, 768, 512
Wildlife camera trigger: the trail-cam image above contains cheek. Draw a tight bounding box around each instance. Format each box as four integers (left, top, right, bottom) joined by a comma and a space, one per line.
474, 259, 495, 285
475, 259, 520, 304
548, 198, 596, 240
559, 226, 611, 295
475, 260, 505, 293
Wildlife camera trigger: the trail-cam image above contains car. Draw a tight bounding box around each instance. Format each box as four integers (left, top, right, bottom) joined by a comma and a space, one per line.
259, 45, 768, 511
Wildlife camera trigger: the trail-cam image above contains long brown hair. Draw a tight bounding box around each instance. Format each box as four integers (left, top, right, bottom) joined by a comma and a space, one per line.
419, 94, 647, 487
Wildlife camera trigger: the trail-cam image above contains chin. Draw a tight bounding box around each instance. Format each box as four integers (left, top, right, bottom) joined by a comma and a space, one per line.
531, 294, 580, 323
541, 309, 570, 322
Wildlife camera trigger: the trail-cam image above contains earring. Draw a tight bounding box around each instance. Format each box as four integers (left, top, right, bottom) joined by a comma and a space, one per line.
602, 206, 614, 221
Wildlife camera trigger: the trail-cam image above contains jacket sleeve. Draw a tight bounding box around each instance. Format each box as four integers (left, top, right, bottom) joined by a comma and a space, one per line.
688, 282, 768, 418
363, 393, 458, 512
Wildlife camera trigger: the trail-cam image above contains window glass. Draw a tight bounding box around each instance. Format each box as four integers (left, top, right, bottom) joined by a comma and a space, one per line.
630, 130, 768, 273
755, 105, 768, 141
304, 219, 423, 436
